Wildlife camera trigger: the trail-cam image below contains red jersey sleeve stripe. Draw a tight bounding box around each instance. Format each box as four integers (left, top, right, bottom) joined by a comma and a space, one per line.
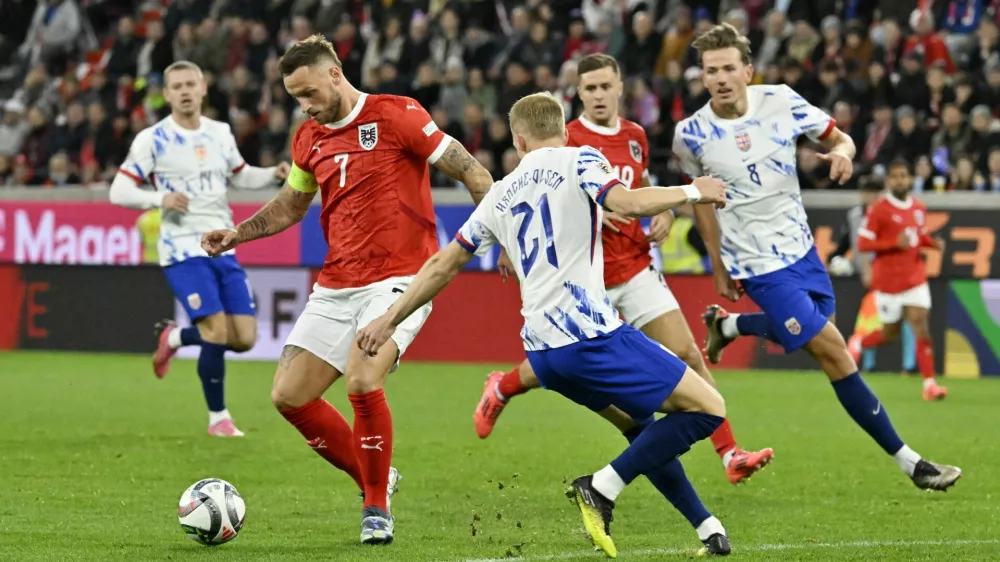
118, 168, 142, 184
595, 180, 623, 206
818, 119, 837, 141
232, 162, 247, 174
455, 232, 477, 253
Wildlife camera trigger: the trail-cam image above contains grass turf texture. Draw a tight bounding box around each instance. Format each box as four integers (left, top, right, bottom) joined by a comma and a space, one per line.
0, 351, 997, 561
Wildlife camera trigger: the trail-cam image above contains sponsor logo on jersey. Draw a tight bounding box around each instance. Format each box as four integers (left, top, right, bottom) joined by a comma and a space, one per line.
628, 140, 642, 163
735, 132, 752, 152
359, 123, 378, 151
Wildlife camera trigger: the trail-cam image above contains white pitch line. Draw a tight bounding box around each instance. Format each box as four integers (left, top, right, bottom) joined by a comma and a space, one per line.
456, 538, 1000, 562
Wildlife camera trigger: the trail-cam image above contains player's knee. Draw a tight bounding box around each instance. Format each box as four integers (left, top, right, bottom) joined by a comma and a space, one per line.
229, 328, 257, 352
703, 387, 726, 418
196, 314, 228, 344
270, 381, 306, 411
345, 370, 385, 395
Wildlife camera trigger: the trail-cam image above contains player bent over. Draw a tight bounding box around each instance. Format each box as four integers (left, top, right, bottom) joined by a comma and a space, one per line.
110, 61, 289, 437
848, 159, 947, 401
681, 24, 960, 490
201, 35, 495, 544
358, 93, 734, 557
473, 53, 772, 485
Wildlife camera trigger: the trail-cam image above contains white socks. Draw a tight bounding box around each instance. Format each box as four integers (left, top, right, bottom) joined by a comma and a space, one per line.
894, 444, 921, 477
208, 409, 231, 426
722, 449, 736, 469
591, 465, 627, 502
922, 378, 936, 389
720, 314, 741, 339
696, 516, 726, 541
167, 327, 183, 349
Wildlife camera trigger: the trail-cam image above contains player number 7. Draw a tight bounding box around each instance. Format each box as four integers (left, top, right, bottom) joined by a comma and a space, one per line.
511, 193, 559, 276
334, 153, 349, 188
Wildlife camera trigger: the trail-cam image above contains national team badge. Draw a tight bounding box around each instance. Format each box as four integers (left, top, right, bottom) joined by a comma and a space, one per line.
735, 132, 752, 152
628, 140, 642, 163
784, 317, 801, 335
187, 293, 202, 310
359, 123, 378, 151
194, 145, 207, 159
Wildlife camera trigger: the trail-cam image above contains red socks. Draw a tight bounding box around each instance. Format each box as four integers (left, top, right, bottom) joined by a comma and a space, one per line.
917, 338, 936, 380
280, 399, 364, 491
709, 418, 737, 458
860, 329, 886, 349
497, 366, 527, 401
349, 389, 394, 512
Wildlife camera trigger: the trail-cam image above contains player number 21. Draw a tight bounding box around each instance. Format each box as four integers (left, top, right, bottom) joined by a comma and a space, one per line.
333, 153, 349, 187
511, 193, 559, 276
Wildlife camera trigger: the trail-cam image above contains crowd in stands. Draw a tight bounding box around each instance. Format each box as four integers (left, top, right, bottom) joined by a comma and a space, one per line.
3, 0, 1000, 192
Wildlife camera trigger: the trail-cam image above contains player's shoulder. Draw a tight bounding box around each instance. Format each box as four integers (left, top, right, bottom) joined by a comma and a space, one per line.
366, 93, 423, 116
618, 118, 646, 138
200, 116, 235, 136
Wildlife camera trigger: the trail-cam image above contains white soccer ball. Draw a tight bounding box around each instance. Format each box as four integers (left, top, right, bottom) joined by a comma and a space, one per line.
178, 478, 246, 546
828, 255, 855, 276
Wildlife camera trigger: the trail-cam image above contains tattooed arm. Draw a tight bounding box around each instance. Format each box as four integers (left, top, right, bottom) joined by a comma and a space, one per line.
201, 183, 316, 256
432, 139, 495, 205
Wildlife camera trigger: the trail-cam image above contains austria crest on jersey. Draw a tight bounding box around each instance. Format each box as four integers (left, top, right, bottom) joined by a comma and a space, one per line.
359, 123, 378, 150
628, 140, 642, 163
735, 132, 752, 152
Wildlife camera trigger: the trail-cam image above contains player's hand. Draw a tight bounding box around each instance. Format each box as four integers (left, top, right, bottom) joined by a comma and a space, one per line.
896, 230, 915, 249
497, 248, 515, 282
162, 193, 189, 213
692, 176, 727, 208
273, 162, 291, 181
713, 269, 743, 302
201, 229, 240, 256
817, 152, 853, 185
646, 212, 673, 244
933, 237, 946, 251
356, 314, 397, 358
602, 211, 633, 233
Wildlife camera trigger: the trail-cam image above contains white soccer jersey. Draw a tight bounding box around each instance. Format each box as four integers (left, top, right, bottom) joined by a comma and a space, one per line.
456, 146, 623, 351
672, 84, 834, 279
119, 116, 248, 266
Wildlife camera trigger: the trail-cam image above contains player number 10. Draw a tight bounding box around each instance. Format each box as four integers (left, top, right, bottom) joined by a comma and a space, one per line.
334, 153, 349, 187
511, 193, 559, 276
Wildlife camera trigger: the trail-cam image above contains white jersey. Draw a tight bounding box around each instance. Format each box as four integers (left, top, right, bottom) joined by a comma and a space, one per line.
672, 84, 834, 279
456, 146, 624, 351
120, 116, 248, 266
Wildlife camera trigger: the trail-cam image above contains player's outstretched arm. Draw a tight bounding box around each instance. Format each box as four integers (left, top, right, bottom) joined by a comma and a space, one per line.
356, 242, 473, 356
603, 176, 727, 218
816, 127, 857, 185
202, 183, 315, 256
432, 139, 495, 205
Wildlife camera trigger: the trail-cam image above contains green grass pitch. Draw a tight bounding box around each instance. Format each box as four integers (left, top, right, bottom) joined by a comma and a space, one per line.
1, 351, 998, 561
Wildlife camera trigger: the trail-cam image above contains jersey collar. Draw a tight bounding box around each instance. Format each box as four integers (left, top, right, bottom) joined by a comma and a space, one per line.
326, 93, 367, 130
884, 193, 914, 210
578, 115, 621, 136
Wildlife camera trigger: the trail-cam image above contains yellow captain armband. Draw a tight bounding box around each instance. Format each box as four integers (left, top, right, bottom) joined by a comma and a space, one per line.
288, 162, 319, 193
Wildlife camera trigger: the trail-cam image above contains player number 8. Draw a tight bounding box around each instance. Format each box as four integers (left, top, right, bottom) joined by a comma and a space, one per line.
747, 164, 761, 186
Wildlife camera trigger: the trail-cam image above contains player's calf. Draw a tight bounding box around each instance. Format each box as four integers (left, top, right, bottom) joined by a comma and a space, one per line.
474, 361, 539, 439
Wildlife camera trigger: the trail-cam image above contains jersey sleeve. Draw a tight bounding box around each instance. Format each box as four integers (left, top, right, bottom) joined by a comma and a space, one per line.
671, 124, 705, 182
780, 85, 836, 142
576, 146, 623, 206
118, 130, 156, 184
637, 129, 651, 183
223, 125, 247, 175
857, 203, 885, 242
455, 187, 500, 255
288, 124, 319, 193
394, 98, 452, 164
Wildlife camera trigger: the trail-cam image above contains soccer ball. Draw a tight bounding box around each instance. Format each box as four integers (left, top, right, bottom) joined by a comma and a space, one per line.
828, 255, 855, 276
177, 478, 246, 546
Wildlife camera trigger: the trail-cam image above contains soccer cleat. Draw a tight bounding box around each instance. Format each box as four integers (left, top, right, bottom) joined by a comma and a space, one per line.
922, 382, 948, 401
207, 419, 245, 437
702, 305, 734, 364
725, 447, 775, 485
360, 506, 394, 545
910, 459, 962, 491
565, 475, 617, 558
847, 333, 863, 365
474, 371, 507, 439
697, 533, 732, 556
152, 319, 179, 379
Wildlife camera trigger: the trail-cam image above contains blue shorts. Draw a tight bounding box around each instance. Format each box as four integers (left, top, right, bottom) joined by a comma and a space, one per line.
526, 325, 688, 421
740, 247, 835, 353
162, 256, 256, 322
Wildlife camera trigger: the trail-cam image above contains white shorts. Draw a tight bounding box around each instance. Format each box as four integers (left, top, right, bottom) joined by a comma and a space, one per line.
285, 276, 432, 374
875, 283, 931, 324
606, 266, 680, 330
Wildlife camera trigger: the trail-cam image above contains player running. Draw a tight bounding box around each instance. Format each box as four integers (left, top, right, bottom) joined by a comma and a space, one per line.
109, 61, 289, 437
357, 92, 733, 558
200, 35, 496, 545
473, 53, 773, 486
679, 24, 960, 491
848, 159, 947, 401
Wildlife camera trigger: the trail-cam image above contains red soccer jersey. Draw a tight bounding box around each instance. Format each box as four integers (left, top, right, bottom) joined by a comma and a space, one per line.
566, 116, 651, 288
857, 195, 936, 294
291, 94, 449, 289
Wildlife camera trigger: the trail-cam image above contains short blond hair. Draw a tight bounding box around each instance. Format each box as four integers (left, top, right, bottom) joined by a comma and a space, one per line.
692, 23, 752, 65
509, 92, 565, 140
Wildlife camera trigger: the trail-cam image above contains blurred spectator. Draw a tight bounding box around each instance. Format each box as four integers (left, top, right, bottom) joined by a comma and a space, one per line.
105, 16, 142, 80
895, 52, 931, 114
968, 18, 1000, 72
984, 147, 1000, 190
399, 14, 432, 79
629, 77, 659, 130
861, 104, 894, 167
872, 19, 905, 75
904, 10, 956, 74
509, 19, 561, 75
0, 99, 29, 157
497, 61, 534, 116
192, 18, 227, 76
43, 151, 79, 186
466, 67, 497, 119
20, 0, 84, 75
487, 114, 511, 167
439, 60, 468, 123
411, 62, 441, 109
138, 19, 173, 79
501, 147, 519, 175
173, 22, 198, 62
951, 154, 981, 190
22, 105, 54, 174
461, 102, 490, 155
931, 103, 972, 166
969, 104, 1000, 172
245, 21, 276, 80
785, 20, 820, 67
621, 11, 661, 79
332, 18, 365, 87
50, 101, 87, 158
362, 17, 405, 89
753, 10, 789, 71
564, 12, 588, 63
232, 111, 260, 167
842, 21, 872, 80
261, 106, 289, 159
430, 9, 464, 70
882, 106, 931, 164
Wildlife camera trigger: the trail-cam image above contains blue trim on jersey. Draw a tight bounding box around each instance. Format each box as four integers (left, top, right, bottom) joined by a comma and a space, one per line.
589, 198, 598, 263
595, 180, 621, 206
163, 256, 256, 321
455, 233, 477, 253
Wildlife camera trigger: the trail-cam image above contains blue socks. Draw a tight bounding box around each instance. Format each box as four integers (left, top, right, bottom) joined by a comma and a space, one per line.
180, 326, 203, 346
198, 343, 228, 412
611, 412, 724, 484
832, 372, 904, 455
624, 416, 712, 528
735, 313, 781, 344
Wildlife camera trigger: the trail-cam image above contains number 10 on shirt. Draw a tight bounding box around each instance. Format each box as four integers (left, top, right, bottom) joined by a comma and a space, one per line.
512, 193, 559, 276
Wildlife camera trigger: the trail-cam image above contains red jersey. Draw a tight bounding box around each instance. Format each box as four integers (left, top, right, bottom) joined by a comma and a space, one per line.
857, 195, 936, 294
290, 94, 449, 289
566, 116, 651, 288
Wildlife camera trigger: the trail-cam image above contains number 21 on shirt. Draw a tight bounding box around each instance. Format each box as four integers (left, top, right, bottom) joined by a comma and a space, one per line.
511, 193, 559, 276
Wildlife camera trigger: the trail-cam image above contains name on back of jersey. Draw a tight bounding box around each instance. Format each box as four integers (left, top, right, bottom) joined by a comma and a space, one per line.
494, 168, 567, 213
